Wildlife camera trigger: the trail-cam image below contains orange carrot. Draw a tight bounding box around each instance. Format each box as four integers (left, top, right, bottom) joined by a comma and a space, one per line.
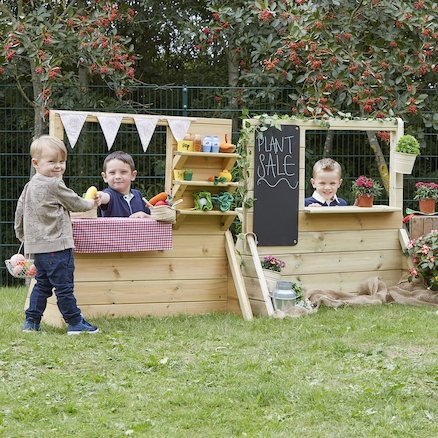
149, 192, 168, 205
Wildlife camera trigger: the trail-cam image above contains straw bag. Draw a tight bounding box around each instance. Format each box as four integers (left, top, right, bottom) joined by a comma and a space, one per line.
5, 242, 37, 279
149, 199, 182, 224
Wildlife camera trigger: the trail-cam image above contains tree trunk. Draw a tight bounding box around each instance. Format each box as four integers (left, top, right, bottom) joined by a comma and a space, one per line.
79, 65, 89, 93
323, 131, 334, 157
227, 47, 240, 136
29, 59, 47, 138
366, 131, 389, 194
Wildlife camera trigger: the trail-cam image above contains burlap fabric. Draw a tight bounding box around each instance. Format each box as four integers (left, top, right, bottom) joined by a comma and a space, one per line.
273, 275, 438, 319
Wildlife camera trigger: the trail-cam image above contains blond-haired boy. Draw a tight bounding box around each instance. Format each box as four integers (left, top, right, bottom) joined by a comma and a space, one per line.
15, 135, 99, 334
305, 158, 348, 207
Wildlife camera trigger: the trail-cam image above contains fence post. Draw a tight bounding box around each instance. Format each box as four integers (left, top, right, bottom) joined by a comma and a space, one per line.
182, 84, 188, 116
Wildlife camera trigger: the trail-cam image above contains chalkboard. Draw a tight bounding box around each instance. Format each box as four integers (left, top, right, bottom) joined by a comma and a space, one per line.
253, 125, 300, 246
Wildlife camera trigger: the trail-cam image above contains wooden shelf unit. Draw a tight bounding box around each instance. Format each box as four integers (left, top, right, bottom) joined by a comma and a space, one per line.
169, 144, 240, 222
174, 210, 238, 230
171, 180, 239, 201
173, 151, 239, 171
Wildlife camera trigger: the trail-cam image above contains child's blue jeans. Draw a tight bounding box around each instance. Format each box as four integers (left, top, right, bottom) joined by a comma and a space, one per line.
25, 249, 82, 325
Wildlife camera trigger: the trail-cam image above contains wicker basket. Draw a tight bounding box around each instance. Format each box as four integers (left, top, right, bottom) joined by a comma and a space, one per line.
150, 205, 177, 224
5, 242, 36, 279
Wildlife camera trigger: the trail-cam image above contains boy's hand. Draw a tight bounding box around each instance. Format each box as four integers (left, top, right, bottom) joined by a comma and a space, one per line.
129, 211, 151, 219
98, 191, 110, 206
142, 197, 153, 208
308, 203, 322, 207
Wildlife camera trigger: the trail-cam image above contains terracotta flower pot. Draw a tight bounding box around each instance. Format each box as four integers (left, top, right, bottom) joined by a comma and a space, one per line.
356, 195, 374, 207
418, 198, 436, 214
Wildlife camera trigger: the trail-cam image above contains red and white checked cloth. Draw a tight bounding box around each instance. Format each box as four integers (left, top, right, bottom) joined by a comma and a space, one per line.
72, 218, 172, 253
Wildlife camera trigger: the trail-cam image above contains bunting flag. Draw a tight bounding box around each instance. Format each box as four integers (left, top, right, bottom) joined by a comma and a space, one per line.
97, 115, 123, 150
167, 118, 191, 141
59, 112, 87, 148
134, 116, 159, 152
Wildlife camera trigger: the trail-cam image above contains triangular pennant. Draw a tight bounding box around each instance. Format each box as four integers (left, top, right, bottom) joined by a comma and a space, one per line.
134, 116, 159, 152
167, 118, 192, 141
59, 113, 87, 148
97, 115, 123, 150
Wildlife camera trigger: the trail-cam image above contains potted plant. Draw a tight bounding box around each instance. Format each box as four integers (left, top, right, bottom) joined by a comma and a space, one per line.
405, 230, 438, 291
413, 182, 438, 214
351, 175, 383, 207
183, 169, 193, 181
393, 134, 421, 174
260, 255, 285, 293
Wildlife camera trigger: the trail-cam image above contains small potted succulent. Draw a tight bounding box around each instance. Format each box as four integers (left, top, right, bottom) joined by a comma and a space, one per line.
351, 175, 383, 207
413, 181, 438, 214
393, 134, 421, 174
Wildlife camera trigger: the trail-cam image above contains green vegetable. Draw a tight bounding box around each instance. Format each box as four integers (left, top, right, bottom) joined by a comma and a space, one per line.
212, 192, 234, 212
193, 191, 213, 211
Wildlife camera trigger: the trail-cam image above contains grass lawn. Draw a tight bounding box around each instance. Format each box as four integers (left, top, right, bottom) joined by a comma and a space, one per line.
0, 286, 437, 437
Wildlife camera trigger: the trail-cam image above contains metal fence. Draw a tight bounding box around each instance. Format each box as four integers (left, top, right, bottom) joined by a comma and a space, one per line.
1, 84, 437, 286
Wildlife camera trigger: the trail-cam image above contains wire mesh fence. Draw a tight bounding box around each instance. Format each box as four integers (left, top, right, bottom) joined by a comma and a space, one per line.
0, 84, 437, 286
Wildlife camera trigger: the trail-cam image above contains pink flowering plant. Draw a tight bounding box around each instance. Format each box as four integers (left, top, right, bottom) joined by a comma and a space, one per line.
351, 175, 383, 198
261, 256, 285, 273
405, 230, 438, 291
413, 182, 438, 200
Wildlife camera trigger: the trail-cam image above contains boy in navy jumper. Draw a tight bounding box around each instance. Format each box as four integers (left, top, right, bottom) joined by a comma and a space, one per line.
305, 158, 348, 207
99, 151, 151, 218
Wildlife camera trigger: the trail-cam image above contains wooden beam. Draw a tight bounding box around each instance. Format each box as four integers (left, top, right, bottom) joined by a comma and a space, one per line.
224, 231, 253, 321
246, 233, 275, 316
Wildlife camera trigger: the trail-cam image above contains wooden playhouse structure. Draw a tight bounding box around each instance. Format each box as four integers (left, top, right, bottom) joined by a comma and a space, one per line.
30, 111, 409, 325
238, 117, 406, 316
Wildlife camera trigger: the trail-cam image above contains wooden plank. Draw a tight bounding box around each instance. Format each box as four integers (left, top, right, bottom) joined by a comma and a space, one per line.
249, 299, 270, 317
243, 210, 403, 234
290, 269, 404, 291
303, 206, 401, 214
242, 249, 403, 277
246, 233, 274, 316
409, 216, 438, 240
42, 297, 229, 325
224, 230, 253, 320
74, 257, 228, 282
72, 279, 227, 305
297, 211, 403, 231
227, 297, 243, 315
52, 110, 234, 126
239, 229, 402, 255
244, 269, 403, 297
172, 216, 234, 234
81, 301, 228, 318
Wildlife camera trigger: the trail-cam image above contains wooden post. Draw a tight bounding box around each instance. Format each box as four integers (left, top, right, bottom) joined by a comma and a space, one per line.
245, 233, 275, 316
224, 231, 253, 321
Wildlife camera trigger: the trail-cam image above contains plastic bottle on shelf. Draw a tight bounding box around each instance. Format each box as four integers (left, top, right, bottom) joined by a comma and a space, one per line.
193, 134, 202, 152
202, 136, 212, 153
211, 135, 220, 153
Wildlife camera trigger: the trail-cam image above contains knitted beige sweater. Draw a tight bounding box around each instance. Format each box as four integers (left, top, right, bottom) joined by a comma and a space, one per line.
15, 174, 93, 255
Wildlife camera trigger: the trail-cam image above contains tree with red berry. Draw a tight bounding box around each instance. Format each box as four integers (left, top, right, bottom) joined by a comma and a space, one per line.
0, 1, 138, 137
197, 0, 437, 190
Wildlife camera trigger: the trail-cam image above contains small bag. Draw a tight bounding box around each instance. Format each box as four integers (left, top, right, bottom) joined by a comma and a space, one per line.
5, 242, 37, 279
150, 204, 177, 224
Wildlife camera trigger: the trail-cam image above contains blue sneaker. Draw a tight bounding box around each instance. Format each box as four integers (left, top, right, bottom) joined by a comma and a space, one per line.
23, 320, 40, 332
67, 317, 99, 335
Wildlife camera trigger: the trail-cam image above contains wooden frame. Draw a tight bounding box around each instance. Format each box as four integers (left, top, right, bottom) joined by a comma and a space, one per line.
240, 117, 406, 315
26, 110, 253, 326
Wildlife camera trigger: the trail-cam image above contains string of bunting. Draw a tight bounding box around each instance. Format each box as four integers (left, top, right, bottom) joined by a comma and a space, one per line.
57, 110, 193, 151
